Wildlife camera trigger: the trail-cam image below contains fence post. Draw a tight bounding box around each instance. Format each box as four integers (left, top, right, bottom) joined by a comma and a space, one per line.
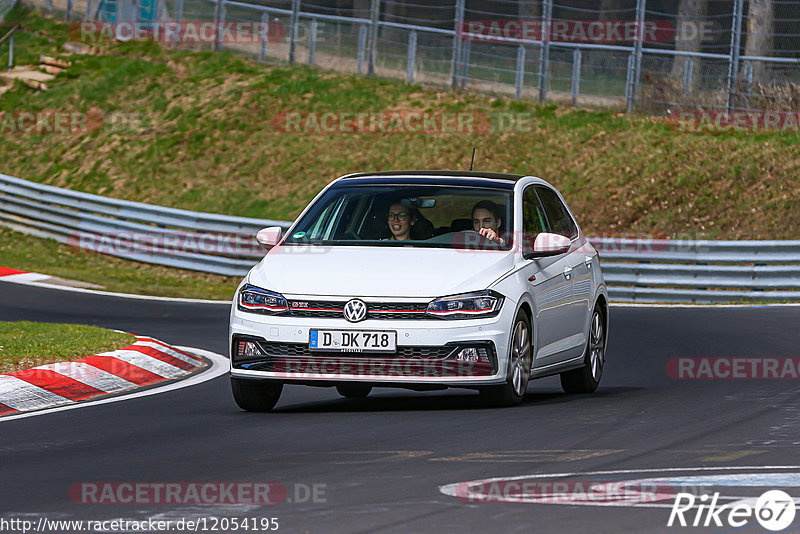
744, 61, 753, 98
367, 0, 379, 76
66, 0, 72, 22
175, 0, 183, 24
726, 0, 744, 113
570, 48, 581, 105
8, 33, 13, 71
86, 0, 93, 19
450, 0, 464, 87
683, 57, 693, 95
624, 53, 634, 107
627, 0, 645, 112
406, 29, 417, 83
289, 0, 300, 63
357, 24, 367, 74
537, 0, 551, 102
515, 44, 526, 99
259, 11, 269, 62
213, 0, 224, 52
45, 0, 52, 13
307, 19, 317, 65
460, 38, 470, 88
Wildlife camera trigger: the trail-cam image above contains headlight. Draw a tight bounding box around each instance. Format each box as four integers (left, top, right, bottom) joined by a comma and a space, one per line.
425, 290, 504, 319
237, 284, 289, 314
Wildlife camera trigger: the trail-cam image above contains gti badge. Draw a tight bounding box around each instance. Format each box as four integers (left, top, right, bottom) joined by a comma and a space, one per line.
343, 299, 368, 322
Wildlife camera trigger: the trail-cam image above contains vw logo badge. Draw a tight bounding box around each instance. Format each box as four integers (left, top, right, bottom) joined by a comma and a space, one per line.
343, 299, 368, 322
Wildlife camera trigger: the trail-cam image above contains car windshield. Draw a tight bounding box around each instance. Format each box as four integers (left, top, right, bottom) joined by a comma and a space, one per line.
284, 184, 514, 250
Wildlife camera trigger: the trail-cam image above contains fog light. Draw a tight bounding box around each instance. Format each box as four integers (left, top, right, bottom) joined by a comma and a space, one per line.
456, 347, 488, 363
238, 341, 262, 358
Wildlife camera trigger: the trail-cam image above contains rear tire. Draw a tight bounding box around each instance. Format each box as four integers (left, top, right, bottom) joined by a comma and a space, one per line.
560, 306, 606, 394
231, 378, 283, 412
336, 384, 372, 398
479, 310, 532, 407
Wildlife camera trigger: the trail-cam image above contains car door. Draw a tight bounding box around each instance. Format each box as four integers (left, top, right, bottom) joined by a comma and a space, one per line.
534, 186, 590, 361
520, 186, 576, 367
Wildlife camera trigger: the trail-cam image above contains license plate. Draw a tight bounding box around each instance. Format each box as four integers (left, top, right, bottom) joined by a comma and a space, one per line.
309, 330, 397, 353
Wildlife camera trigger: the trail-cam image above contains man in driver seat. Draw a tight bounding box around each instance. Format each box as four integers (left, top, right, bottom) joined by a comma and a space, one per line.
472, 200, 505, 246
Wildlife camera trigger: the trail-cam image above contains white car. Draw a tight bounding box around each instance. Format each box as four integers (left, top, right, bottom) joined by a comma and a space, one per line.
229, 171, 608, 410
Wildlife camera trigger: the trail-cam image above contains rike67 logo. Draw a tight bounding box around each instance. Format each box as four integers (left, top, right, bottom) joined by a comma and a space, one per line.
668, 490, 797, 531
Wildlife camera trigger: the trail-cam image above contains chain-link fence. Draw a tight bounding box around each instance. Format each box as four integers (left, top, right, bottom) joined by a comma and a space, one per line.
1, 0, 19, 21
23, 0, 800, 114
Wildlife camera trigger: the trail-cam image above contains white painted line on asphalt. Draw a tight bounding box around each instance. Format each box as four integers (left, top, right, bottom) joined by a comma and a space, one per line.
102, 350, 187, 378
0, 375, 72, 411
33, 361, 138, 393
0, 347, 229, 423
134, 341, 206, 366
0, 272, 50, 282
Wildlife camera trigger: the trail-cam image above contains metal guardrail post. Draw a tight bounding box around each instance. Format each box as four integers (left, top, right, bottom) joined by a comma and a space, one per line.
367, 0, 379, 76
7, 32, 13, 71
356, 24, 366, 74
744, 61, 753, 98
683, 57, 693, 95
406, 29, 416, 83
726, 0, 744, 113
570, 48, 581, 105
450, 0, 464, 88
307, 19, 317, 65
627, 0, 645, 113
214, 0, 225, 52
515, 44, 525, 99
625, 53, 634, 107
460, 38, 470, 88
288, 0, 299, 63
537, 0, 551, 102
259, 11, 268, 62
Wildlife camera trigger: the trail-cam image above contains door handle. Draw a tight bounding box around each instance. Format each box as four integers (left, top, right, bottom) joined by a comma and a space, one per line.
563, 266, 573, 280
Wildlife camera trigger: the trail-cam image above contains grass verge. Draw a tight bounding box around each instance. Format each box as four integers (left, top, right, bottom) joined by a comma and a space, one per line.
0, 321, 136, 373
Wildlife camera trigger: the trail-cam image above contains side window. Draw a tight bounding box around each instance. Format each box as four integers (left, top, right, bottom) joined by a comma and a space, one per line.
535, 187, 578, 239
522, 187, 548, 252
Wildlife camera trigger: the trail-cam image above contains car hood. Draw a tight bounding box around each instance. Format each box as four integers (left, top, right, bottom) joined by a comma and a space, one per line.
248, 245, 516, 298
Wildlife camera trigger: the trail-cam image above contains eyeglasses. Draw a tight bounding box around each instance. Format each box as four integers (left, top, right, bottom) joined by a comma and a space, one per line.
388, 212, 409, 221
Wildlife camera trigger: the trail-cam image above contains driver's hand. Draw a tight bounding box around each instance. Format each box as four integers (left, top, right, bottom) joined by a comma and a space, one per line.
478, 228, 504, 244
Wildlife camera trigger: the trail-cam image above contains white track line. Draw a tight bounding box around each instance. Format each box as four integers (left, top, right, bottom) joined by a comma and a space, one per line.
133, 341, 205, 366
0, 347, 229, 423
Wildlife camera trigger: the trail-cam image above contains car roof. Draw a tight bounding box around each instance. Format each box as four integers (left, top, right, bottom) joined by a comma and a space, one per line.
336, 170, 528, 190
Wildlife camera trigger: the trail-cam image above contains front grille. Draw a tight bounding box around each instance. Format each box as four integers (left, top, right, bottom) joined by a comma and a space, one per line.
256, 341, 455, 359
286, 300, 428, 320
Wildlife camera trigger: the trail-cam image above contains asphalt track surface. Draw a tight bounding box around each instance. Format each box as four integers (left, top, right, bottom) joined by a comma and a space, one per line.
1, 281, 799, 533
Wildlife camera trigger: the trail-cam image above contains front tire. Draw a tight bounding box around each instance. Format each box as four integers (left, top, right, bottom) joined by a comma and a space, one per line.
231, 378, 283, 412
480, 311, 532, 407
560, 306, 606, 394
336, 384, 372, 398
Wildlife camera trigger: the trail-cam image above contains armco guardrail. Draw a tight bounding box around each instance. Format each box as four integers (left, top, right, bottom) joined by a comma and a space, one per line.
1, 174, 798, 303
0, 173, 290, 277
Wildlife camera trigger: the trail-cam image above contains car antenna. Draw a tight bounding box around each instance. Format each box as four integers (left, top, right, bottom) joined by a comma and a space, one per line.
469, 147, 476, 171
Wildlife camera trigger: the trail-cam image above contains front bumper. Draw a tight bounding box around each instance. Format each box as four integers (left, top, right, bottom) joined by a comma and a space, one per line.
228, 300, 514, 387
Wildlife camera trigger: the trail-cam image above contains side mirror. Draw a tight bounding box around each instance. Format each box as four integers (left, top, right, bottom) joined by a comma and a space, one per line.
256, 226, 283, 247
524, 232, 571, 259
